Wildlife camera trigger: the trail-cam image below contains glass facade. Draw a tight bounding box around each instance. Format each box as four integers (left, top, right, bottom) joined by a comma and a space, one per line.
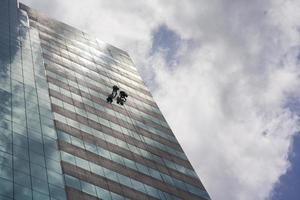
0, 1, 210, 199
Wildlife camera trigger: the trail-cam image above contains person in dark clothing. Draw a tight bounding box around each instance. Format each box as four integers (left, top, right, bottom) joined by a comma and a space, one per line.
106, 85, 119, 103
116, 91, 128, 105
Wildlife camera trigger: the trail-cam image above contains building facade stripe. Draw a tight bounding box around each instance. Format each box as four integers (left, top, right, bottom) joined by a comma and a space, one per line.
48, 85, 181, 150
42, 52, 157, 108
55, 121, 202, 186
46, 76, 174, 141
59, 140, 207, 200
65, 187, 100, 200
38, 31, 145, 86
45, 62, 164, 120
52, 104, 192, 169
61, 161, 158, 200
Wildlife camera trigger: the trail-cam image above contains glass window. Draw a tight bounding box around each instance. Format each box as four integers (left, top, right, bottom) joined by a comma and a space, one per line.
64, 175, 81, 190
14, 184, 32, 200
103, 168, 118, 182
42, 125, 57, 139
80, 181, 97, 197
57, 131, 71, 143
148, 168, 163, 181
40, 116, 54, 128
75, 157, 90, 171
96, 187, 112, 200
0, 105, 11, 121
61, 152, 76, 165
0, 194, 13, 200
71, 136, 84, 149
47, 170, 64, 188
32, 177, 49, 195
0, 165, 13, 181
27, 119, 41, 132
32, 191, 50, 200
0, 142, 12, 155
28, 131, 43, 143
44, 136, 58, 150
97, 146, 111, 160
111, 192, 125, 200
30, 163, 47, 181
44, 147, 60, 161
123, 158, 137, 171
110, 153, 124, 166
13, 157, 30, 175
157, 191, 167, 200
135, 163, 149, 175
130, 179, 146, 193
12, 123, 26, 136
46, 159, 62, 174
15, 170, 31, 188
89, 162, 104, 176
144, 185, 160, 199
29, 140, 44, 155
84, 142, 98, 154
161, 174, 174, 186
13, 133, 28, 148
49, 184, 66, 200
173, 179, 187, 191
0, 177, 13, 198
13, 145, 29, 161
30, 151, 46, 170
0, 151, 12, 168
117, 174, 132, 187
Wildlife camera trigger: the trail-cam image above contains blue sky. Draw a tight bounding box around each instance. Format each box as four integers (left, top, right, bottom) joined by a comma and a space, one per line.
152, 24, 300, 200
271, 94, 300, 200
20, 1, 300, 199
271, 134, 300, 200
151, 24, 181, 68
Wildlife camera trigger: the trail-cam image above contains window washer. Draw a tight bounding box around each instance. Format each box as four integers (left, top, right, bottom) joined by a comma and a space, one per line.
116, 91, 128, 105
106, 85, 119, 103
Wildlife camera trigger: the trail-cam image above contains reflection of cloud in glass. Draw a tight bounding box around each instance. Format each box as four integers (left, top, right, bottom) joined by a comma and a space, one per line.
0, 0, 20, 197
1, 1, 67, 199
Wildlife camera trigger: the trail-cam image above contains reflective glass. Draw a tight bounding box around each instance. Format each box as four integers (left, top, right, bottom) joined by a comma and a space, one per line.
0, 177, 13, 198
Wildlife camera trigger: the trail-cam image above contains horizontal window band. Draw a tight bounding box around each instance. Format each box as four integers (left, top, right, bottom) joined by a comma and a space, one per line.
42, 51, 152, 102
50, 91, 179, 151
46, 75, 173, 138
66, 186, 100, 200
48, 85, 182, 158
42, 49, 154, 102
42, 53, 155, 108
44, 59, 159, 113
53, 111, 183, 169
39, 33, 144, 85
59, 140, 206, 200
34, 21, 139, 75
52, 104, 192, 168
40, 41, 147, 95
55, 121, 202, 186
48, 86, 180, 151
44, 61, 161, 117
47, 79, 169, 136
62, 161, 157, 200
45, 68, 166, 128
57, 125, 203, 186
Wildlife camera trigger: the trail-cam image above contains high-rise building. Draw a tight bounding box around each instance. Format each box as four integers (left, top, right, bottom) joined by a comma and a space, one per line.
0, 1, 210, 200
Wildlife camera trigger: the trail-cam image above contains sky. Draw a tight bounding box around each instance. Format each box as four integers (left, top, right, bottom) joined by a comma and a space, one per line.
20, 0, 300, 200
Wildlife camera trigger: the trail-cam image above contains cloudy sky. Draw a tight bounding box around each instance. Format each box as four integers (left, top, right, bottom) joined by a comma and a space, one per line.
20, 0, 300, 200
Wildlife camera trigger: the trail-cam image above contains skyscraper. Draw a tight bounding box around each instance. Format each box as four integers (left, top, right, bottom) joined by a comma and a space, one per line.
0, 1, 210, 199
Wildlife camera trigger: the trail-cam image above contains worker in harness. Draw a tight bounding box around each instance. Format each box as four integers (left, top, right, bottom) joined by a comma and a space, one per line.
106, 85, 119, 103
116, 91, 128, 105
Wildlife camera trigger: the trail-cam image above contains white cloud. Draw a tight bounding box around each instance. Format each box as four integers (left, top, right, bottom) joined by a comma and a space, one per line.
20, 0, 300, 199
